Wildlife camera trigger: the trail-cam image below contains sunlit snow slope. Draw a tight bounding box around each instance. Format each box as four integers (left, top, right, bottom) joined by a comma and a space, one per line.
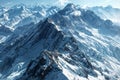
0, 3, 120, 80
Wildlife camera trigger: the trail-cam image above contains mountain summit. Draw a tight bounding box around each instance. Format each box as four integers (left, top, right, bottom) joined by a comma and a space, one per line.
0, 3, 120, 80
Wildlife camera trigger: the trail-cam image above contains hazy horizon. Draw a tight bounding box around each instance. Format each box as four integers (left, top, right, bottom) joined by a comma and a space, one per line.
0, 0, 120, 8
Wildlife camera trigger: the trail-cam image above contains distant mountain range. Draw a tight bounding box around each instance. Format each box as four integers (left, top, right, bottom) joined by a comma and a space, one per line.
0, 3, 120, 80
89, 5, 120, 25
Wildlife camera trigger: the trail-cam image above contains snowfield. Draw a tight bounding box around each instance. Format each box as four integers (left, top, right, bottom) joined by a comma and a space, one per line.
0, 3, 120, 80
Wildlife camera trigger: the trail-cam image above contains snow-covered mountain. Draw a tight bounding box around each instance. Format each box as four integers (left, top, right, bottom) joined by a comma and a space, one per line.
0, 5, 60, 45
0, 3, 120, 80
89, 6, 120, 25
0, 5, 60, 30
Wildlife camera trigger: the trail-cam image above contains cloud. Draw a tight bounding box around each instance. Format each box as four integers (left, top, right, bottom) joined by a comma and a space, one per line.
58, 0, 69, 6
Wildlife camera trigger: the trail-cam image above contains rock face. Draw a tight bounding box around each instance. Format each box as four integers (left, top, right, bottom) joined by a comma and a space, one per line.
0, 3, 120, 80
19, 51, 54, 80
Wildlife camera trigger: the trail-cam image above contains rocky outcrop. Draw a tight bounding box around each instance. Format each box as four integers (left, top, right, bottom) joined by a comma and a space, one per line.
18, 50, 62, 80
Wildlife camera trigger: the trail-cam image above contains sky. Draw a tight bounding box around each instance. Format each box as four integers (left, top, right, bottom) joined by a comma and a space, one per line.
0, 0, 120, 8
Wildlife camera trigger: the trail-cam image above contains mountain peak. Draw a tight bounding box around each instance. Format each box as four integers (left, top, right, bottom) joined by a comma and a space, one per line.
64, 3, 76, 10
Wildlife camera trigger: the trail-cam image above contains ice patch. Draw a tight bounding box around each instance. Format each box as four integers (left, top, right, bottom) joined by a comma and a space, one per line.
0, 36, 9, 44
71, 10, 81, 16
55, 25, 61, 31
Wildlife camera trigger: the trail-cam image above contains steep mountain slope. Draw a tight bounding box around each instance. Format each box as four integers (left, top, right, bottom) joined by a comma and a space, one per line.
0, 3, 120, 80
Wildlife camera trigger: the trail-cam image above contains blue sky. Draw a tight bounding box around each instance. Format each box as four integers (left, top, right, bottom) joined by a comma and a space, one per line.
0, 0, 120, 8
